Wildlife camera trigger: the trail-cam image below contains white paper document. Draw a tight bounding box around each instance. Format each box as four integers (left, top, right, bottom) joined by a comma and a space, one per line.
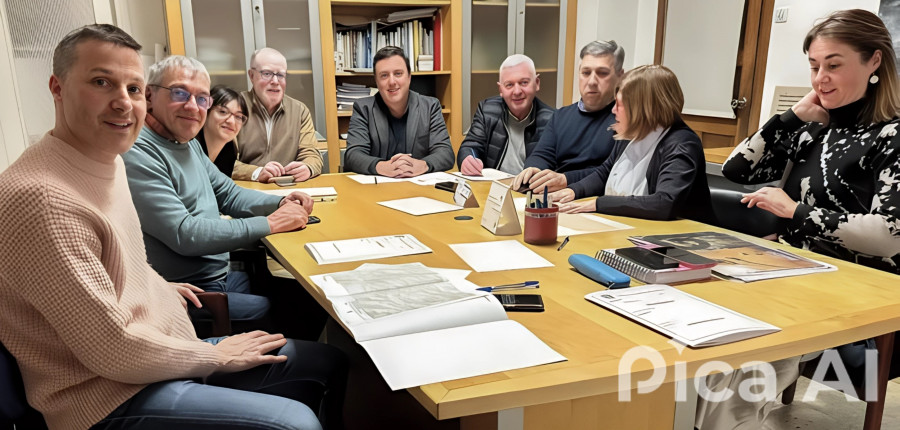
347, 174, 407, 185
361, 320, 567, 390
408, 172, 460, 186
449, 240, 553, 272
452, 168, 515, 182
258, 187, 338, 201
585, 285, 780, 347
377, 197, 463, 216
309, 263, 566, 390
513, 197, 632, 236
304, 234, 432, 264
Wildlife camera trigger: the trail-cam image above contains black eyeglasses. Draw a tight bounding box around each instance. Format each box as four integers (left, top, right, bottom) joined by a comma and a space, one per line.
149, 85, 213, 110
251, 68, 287, 82
212, 106, 249, 124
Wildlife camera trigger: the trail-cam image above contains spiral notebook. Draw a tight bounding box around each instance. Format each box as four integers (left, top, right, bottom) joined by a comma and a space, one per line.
595, 248, 712, 284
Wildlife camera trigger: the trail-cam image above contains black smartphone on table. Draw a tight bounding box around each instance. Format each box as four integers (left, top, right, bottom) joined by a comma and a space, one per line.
647, 246, 717, 269
615, 247, 680, 270
308, 215, 320, 224
495, 294, 544, 312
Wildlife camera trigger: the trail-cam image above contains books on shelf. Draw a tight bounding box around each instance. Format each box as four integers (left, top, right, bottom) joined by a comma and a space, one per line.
336, 82, 376, 111
595, 248, 713, 284
309, 263, 566, 389
585, 284, 781, 347
629, 231, 836, 282
334, 8, 442, 73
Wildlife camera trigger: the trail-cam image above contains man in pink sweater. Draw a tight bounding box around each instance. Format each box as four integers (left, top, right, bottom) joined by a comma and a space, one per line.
0, 24, 345, 430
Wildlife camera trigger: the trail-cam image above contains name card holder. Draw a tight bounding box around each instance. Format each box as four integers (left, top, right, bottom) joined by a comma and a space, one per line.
481, 181, 521, 235
453, 179, 479, 208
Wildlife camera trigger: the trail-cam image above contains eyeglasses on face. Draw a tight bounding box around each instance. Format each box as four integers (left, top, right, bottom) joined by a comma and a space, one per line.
149, 85, 213, 110
252, 68, 287, 82
212, 106, 248, 124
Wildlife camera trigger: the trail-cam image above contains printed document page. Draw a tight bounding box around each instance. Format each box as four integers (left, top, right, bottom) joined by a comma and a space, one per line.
305, 234, 432, 264
408, 172, 460, 186
360, 320, 567, 390
377, 197, 463, 216
449, 240, 553, 272
309, 263, 506, 341
452, 168, 515, 182
585, 284, 780, 347
347, 174, 407, 184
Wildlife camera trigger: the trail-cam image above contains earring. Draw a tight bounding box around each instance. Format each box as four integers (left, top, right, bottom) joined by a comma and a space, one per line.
870, 74, 880, 84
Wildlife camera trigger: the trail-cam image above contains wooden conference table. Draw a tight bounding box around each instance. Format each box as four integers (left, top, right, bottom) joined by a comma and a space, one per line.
244, 174, 900, 430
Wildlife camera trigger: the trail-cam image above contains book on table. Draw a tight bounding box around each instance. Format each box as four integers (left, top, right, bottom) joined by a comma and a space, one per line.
594, 247, 713, 284
309, 263, 566, 390
585, 284, 781, 347
628, 231, 836, 282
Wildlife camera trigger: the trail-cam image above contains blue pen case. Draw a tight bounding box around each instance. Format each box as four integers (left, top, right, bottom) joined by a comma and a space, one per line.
568, 253, 631, 289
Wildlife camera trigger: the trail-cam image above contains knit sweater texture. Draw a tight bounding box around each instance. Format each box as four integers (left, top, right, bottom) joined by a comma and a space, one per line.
0, 134, 224, 430
523, 101, 616, 184
123, 127, 279, 283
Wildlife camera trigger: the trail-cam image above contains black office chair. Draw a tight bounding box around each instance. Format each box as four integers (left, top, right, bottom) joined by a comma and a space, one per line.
707, 187, 782, 237
0, 342, 46, 430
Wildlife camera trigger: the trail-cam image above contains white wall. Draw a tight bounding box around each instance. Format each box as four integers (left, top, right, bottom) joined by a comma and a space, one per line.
573, 0, 658, 101
757, 0, 880, 126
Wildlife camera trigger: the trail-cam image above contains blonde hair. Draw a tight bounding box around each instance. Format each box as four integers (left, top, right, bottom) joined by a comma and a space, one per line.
803, 9, 900, 124
615, 65, 684, 141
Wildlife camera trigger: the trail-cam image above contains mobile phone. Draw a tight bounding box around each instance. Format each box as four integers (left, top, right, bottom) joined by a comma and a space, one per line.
307, 215, 320, 224
648, 246, 717, 269
495, 294, 544, 312
615, 247, 680, 270
435, 181, 458, 192
271, 175, 294, 185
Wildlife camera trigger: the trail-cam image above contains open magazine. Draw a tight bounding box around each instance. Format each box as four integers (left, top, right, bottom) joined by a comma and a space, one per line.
309, 263, 565, 390
629, 231, 836, 282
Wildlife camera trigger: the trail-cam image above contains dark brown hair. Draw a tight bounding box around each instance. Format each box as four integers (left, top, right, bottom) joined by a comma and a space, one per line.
803, 9, 900, 123
373, 46, 410, 75
53, 24, 141, 79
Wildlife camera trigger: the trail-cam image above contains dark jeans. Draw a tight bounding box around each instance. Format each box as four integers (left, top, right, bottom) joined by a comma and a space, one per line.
191, 270, 270, 321
91, 338, 347, 430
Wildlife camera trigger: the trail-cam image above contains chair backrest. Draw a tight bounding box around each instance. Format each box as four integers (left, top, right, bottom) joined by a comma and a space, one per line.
0, 341, 30, 425
708, 188, 782, 237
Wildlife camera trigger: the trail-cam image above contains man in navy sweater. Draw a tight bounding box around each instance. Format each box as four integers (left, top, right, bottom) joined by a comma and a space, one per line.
512, 40, 625, 192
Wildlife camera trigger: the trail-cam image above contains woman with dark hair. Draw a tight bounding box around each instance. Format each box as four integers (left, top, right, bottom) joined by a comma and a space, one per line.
550, 64, 710, 221
697, 9, 900, 429
197, 85, 248, 177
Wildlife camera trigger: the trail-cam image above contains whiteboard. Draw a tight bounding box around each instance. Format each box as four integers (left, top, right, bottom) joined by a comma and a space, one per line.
662, 0, 745, 119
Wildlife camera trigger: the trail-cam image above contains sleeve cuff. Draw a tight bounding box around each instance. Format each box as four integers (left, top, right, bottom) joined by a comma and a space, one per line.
250, 167, 263, 181
789, 203, 813, 229
779, 109, 806, 130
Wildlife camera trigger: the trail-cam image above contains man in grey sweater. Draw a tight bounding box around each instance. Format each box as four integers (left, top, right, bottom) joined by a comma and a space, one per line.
122, 55, 314, 321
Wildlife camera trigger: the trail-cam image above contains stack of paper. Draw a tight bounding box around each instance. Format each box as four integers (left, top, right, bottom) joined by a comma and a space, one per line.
449, 240, 553, 272
630, 231, 836, 282
452, 168, 514, 182
310, 263, 566, 389
258, 187, 337, 202
378, 197, 463, 216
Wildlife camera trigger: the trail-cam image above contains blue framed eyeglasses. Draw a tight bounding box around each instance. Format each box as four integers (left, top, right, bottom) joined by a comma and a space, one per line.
149, 85, 213, 110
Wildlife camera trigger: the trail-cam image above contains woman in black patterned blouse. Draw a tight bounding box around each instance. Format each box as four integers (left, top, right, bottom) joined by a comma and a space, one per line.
723, 9, 900, 274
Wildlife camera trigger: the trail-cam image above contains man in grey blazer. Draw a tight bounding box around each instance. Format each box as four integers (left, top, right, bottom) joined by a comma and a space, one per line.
344, 46, 454, 176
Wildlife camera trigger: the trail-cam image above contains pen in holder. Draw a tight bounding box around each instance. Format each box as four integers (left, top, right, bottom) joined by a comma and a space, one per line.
523, 205, 559, 245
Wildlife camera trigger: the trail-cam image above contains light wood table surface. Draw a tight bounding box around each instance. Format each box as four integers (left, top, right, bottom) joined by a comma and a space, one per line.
241, 174, 900, 430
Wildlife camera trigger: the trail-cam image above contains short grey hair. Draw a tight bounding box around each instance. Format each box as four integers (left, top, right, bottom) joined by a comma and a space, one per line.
147, 55, 209, 86
580, 40, 625, 72
499, 54, 536, 77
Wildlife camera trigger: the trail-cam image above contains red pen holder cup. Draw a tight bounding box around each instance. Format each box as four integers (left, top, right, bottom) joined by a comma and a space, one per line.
524, 206, 559, 245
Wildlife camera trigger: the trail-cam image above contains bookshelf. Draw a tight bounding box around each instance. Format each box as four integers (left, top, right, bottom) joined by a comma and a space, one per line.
319, 1, 462, 173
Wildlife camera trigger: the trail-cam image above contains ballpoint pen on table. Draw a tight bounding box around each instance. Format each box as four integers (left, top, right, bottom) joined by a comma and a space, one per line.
476, 281, 539, 292
557, 236, 570, 251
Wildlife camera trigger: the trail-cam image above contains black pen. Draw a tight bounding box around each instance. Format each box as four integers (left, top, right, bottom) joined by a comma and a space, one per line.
557, 236, 570, 251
